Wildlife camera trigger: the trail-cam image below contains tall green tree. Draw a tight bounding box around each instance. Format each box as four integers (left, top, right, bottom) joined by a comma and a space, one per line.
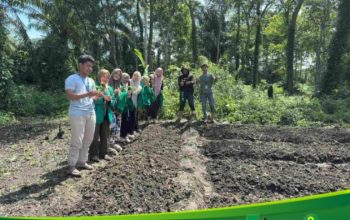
185, 0, 199, 64
321, 0, 350, 95
0, 4, 13, 109
282, 0, 304, 94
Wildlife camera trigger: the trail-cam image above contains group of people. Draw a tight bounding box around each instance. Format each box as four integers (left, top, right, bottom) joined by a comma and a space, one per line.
177, 64, 216, 123
64, 54, 216, 177
64, 55, 164, 177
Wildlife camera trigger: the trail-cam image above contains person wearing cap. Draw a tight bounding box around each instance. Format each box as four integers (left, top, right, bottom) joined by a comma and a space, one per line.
198, 63, 216, 123
65, 54, 101, 177
176, 65, 196, 122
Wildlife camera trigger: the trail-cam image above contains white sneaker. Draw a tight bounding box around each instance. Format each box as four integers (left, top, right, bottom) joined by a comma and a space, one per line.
121, 137, 131, 143
113, 144, 123, 151
108, 148, 119, 155
134, 131, 141, 136
128, 134, 135, 139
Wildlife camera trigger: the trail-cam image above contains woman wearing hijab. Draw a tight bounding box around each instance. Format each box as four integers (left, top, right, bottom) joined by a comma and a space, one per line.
109, 68, 123, 143
148, 67, 164, 121
130, 71, 142, 136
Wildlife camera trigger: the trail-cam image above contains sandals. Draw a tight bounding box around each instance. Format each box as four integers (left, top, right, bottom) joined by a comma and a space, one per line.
76, 163, 93, 170
69, 167, 81, 177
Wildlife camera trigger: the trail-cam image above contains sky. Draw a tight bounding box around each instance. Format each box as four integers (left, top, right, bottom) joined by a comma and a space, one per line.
12, 0, 207, 40
12, 0, 206, 40
18, 13, 45, 39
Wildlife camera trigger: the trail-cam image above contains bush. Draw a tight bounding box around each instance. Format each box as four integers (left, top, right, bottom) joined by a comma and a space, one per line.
160, 58, 350, 127
0, 111, 16, 126
6, 85, 68, 116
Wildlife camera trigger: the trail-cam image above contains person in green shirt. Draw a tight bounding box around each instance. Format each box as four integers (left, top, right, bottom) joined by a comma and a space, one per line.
138, 75, 156, 120
118, 73, 134, 143
109, 68, 123, 143
89, 69, 116, 162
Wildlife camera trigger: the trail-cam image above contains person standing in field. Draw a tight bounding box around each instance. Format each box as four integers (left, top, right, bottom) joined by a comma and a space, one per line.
176, 65, 196, 123
130, 71, 142, 135
64, 55, 100, 177
89, 69, 115, 163
198, 63, 216, 123
138, 75, 156, 121
148, 67, 164, 122
118, 73, 134, 143
109, 68, 123, 143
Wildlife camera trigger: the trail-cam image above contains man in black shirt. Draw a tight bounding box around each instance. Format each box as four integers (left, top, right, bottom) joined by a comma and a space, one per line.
176, 65, 196, 122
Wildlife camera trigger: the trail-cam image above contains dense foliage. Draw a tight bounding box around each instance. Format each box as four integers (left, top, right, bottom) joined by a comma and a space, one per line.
1, 0, 350, 126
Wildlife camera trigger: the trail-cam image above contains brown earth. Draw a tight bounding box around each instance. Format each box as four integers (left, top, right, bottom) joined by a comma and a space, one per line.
0, 118, 349, 216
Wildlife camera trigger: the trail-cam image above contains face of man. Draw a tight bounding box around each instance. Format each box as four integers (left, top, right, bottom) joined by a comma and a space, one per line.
182, 69, 189, 76
202, 66, 208, 74
79, 61, 93, 77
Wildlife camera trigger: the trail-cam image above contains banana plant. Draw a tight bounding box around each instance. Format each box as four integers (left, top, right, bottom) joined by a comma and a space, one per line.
134, 48, 149, 76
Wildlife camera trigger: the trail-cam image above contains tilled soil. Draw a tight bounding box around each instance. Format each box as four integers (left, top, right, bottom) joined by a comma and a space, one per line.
0, 119, 350, 216
55, 123, 187, 216
194, 123, 350, 207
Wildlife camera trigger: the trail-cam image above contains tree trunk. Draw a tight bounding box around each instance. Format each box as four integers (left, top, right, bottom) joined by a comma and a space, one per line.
157, 48, 161, 68
235, 0, 241, 70
187, 0, 198, 64
163, 32, 171, 70
322, 0, 350, 94
143, 4, 148, 66
314, 9, 327, 94
243, 21, 251, 69
286, 0, 304, 94
109, 32, 118, 67
216, 4, 223, 64
252, 0, 261, 88
147, 0, 154, 70
137, 0, 144, 54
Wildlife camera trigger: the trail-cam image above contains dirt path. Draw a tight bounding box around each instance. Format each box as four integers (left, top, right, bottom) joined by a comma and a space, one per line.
170, 127, 216, 211
0, 119, 350, 216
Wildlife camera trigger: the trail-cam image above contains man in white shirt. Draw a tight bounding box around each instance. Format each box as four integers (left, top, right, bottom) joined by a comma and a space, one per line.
65, 55, 101, 177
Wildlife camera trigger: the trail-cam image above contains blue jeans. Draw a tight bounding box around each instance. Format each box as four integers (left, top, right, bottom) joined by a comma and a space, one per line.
200, 92, 215, 119
179, 91, 195, 111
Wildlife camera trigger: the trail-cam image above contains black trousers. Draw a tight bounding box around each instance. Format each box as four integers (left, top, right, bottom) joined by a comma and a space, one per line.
179, 91, 195, 111
89, 119, 110, 159
120, 110, 135, 138
148, 95, 162, 119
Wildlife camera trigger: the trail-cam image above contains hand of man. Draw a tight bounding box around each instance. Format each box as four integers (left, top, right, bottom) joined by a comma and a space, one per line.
87, 90, 98, 97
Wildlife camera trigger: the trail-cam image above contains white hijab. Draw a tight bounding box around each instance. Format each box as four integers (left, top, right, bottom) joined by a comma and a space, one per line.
130, 72, 142, 107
